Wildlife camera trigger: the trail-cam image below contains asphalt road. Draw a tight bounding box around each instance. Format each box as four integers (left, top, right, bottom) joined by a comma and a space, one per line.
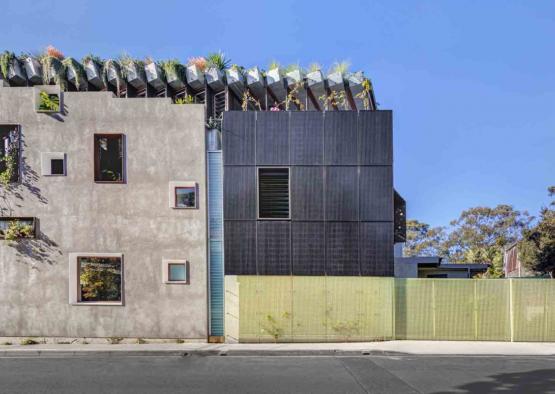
0, 355, 554, 394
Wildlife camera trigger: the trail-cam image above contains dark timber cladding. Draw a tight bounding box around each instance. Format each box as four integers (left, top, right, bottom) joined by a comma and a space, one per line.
223, 110, 394, 276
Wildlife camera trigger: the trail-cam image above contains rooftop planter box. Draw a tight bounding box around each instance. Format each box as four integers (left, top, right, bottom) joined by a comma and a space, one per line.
41, 56, 66, 88
145, 61, 166, 91
306, 69, 326, 104
205, 67, 225, 92
347, 71, 370, 110
225, 67, 245, 97
161, 60, 186, 90
327, 71, 349, 110
104, 60, 122, 88
266, 67, 287, 102
22, 56, 43, 85
121, 59, 146, 90
186, 64, 205, 91
285, 68, 307, 110
63, 58, 87, 91
34, 85, 62, 113
83, 57, 105, 90
246, 66, 265, 98
285, 68, 305, 86
7, 57, 26, 86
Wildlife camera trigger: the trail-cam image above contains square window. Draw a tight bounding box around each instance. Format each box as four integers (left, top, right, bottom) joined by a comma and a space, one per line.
162, 259, 188, 284
94, 134, 124, 183
168, 263, 187, 281
258, 167, 290, 219
175, 186, 196, 208
78, 256, 122, 303
51, 159, 64, 175
41, 152, 66, 176
169, 182, 198, 209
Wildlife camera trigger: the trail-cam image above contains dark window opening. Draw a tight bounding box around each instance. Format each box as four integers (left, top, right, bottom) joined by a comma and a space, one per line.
0, 125, 20, 183
94, 134, 124, 183
50, 159, 64, 175
78, 256, 122, 302
175, 186, 197, 209
258, 168, 290, 219
0, 217, 36, 239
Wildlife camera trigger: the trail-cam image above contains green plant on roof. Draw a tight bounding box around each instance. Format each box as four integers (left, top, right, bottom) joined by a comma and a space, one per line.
330, 60, 350, 77
206, 51, 231, 71
118, 53, 144, 78
230, 64, 244, 73
0, 51, 15, 80
187, 56, 207, 72
307, 63, 322, 73
39, 46, 67, 89
318, 90, 347, 111
62, 58, 87, 90
38, 90, 60, 112
284, 63, 302, 74
82, 53, 103, 66
268, 60, 280, 70
174, 95, 195, 105
355, 78, 373, 110
160, 59, 186, 82
102, 59, 123, 92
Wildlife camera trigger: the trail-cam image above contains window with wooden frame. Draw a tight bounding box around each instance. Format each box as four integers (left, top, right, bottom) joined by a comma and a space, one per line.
257, 167, 290, 219
0, 125, 20, 184
169, 181, 198, 209
94, 134, 125, 183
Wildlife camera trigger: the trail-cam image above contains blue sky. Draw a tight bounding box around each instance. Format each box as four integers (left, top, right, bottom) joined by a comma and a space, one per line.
3, 0, 554, 227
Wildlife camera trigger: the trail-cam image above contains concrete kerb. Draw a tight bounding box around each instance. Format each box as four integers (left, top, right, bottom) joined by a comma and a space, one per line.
1, 341, 555, 357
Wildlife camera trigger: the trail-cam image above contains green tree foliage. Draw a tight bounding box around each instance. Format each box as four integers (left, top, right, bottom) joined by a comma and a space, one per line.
403, 219, 447, 257
79, 258, 121, 301
518, 187, 555, 278
444, 205, 531, 278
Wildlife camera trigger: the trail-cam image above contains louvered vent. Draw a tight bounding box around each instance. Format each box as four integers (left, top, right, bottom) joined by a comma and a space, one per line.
258, 168, 290, 219
213, 91, 226, 118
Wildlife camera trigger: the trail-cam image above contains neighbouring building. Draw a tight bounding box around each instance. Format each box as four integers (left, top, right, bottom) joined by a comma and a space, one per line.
503, 242, 537, 278
0, 51, 405, 340
394, 256, 489, 278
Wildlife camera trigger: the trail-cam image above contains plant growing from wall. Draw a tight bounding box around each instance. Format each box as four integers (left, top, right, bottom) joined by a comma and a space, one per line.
355, 78, 373, 110
206, 51, 230, 71
241, 90, 262, 111
174, 95, 195, 104
318, 90, 347, 111
284, 81, 305, 110
38, 90, 60, 112
0, 51, 15, 80
0, 130, 19, 187
3, 220, 33, 241
62, 58, 87, 90
40, 45, 67, 89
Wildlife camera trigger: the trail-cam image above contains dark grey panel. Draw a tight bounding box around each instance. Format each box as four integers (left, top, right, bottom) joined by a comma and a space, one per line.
326, 222, 359, 275
359, 111, 392, 165
290, 112, 324, 165
324, 112, 358, 165
222, 111, 255, 165
291, 166, 324, 220
325, 166, 359, 221
359, 166, 393, 221
224, 221, 256, 275
224, 166, 256, 220
256, 111, 290, 165
291, 222, 325, 275
360, 222, 394, 276
257, 221, 291, 275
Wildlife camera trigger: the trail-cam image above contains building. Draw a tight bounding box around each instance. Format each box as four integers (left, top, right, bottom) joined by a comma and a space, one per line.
503, 242, 537, 278
0, 51, 405, 340
395, 256, 489, 278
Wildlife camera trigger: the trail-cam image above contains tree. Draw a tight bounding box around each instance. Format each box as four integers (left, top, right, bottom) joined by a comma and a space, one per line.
403, 219, 447, 257
518, 187, 555, 278
443, 205, 532, 278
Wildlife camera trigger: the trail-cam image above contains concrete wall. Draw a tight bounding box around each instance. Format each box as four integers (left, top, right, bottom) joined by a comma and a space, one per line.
0, 87, 208, 339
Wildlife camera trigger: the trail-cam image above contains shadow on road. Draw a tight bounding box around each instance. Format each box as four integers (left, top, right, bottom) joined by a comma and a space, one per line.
433, 369, 555, 394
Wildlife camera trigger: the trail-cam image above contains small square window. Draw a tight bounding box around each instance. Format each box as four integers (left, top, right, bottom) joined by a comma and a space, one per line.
175, 186, 196, 208
162, 259, 188, 284
169, 182, 198, 209
41, 152, 66, 176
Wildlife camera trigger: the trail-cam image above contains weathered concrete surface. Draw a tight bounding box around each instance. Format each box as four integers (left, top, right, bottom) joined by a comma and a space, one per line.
0, 87, 207, 339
